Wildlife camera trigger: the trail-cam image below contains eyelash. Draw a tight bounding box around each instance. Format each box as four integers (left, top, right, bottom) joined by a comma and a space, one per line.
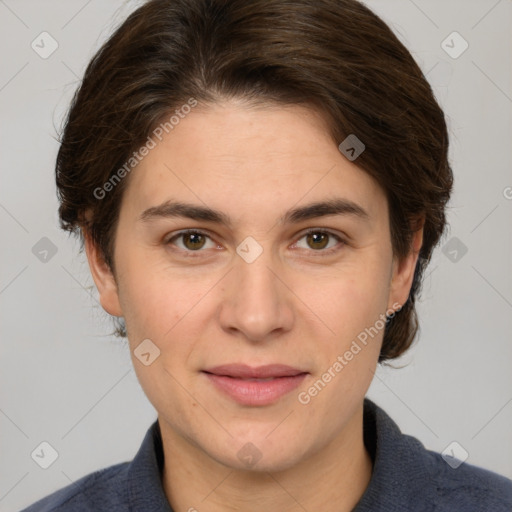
164, 228, 346, 257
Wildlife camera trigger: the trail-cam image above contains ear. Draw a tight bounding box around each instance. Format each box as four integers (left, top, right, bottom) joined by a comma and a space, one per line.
83, 229, 123, 317
388, 218, 424, 311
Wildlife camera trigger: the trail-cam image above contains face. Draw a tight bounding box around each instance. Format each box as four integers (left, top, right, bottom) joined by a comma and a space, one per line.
86, 100, 420, 472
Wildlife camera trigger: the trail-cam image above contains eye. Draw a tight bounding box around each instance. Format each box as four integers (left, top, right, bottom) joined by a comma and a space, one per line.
165, 228, 346, 256
165, 229, 218, 252
293, 229, 345, 254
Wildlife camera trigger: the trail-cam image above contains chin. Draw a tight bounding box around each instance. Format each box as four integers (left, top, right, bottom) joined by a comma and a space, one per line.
208, 436, 308, 474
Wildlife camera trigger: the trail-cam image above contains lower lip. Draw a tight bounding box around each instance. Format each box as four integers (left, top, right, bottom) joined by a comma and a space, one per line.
203, 372, 308, 406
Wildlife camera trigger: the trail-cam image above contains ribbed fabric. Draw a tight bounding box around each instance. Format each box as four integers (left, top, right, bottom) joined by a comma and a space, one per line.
21, 398, 512, 511
354, 400, 512, 511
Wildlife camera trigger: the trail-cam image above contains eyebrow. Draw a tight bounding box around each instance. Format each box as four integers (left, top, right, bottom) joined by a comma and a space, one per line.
138, 198, 369, 226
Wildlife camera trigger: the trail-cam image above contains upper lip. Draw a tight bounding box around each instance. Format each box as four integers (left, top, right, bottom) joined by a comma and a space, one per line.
203, 364, 307, 379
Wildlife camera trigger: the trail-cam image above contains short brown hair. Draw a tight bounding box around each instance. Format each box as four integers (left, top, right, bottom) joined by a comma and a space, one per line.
56, 0, 453, 362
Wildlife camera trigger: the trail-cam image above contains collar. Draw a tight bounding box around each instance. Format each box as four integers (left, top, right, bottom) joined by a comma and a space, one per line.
354, 398, 434, 511
127, 418, 174, 512
125, 398, 432, 512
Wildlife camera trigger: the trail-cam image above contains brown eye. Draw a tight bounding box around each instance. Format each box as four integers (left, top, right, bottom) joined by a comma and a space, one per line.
182, 232, 206, 250
294, 230, 345, 254
166, 230, 215, 252
306, 232, 329, 250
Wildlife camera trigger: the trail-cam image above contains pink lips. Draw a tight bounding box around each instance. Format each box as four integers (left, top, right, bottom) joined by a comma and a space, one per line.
202, 364, 308, 406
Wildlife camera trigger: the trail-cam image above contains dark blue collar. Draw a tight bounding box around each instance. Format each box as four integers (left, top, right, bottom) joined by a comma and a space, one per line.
125, 398, 433, 512
354, 399, 434, 511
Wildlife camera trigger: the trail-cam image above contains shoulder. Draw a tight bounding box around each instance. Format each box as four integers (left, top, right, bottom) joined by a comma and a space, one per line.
359, 399, 512, 512
19, 462, 130, 512
419, 442, 512, 512
20, 420, 168, 512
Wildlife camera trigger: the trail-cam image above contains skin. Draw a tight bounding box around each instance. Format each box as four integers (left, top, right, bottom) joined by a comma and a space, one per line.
84, 99, 423, 512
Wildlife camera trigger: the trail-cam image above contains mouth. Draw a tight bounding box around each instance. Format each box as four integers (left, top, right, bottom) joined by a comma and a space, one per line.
202, 364, 309, 406
203, 363, 307, 379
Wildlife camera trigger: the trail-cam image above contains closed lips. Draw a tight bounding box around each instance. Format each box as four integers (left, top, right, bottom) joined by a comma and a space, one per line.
202, 364, 308, 379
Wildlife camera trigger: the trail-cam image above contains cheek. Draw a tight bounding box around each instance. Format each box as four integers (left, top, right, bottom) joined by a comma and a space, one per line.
297, 269, 385, 425
114, 241, 170, 321
115, 251, 219, 352
310, 262, 390, 344
294, 259, 389, 400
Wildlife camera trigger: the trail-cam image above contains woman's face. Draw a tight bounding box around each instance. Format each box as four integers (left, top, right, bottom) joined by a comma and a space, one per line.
87, 100, 419, 472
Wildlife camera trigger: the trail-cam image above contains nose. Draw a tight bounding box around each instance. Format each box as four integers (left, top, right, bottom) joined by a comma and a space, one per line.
217, 247, 294, 343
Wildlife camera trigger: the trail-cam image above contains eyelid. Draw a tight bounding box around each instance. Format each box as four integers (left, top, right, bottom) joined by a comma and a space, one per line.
164, 228, 219, 250
165, 227, 347, 255
292, 227, 346, 254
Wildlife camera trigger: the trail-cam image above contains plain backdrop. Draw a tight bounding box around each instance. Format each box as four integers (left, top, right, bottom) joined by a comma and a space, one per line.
1, 1, 511, 510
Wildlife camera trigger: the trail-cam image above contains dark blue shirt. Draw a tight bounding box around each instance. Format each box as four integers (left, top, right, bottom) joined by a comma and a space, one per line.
21, 398, 512, 511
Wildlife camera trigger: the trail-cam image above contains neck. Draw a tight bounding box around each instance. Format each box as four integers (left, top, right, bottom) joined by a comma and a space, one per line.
159, 404, 373, 512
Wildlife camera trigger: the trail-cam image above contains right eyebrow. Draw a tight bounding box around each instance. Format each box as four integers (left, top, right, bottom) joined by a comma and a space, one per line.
139, 200, 232, 226
138, 197, 369, 227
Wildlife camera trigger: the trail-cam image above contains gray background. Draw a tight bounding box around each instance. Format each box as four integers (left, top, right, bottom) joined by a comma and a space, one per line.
1, 0, 511, 510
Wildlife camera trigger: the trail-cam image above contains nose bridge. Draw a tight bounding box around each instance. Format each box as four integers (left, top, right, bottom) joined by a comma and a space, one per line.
218, 239, 293, 341
236, 248, 277, 301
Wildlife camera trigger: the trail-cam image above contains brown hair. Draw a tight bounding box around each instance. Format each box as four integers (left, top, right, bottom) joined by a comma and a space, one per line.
56, 0, 453, 362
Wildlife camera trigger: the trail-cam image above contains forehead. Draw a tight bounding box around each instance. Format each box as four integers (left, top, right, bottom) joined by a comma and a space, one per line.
120, 102, 387, 227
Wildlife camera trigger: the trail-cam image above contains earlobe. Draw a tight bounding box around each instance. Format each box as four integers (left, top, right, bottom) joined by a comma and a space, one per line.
388, 222, 424, 310
83, 229, 123, 317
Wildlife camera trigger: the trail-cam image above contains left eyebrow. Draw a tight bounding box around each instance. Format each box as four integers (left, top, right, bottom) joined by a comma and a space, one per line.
282, 198, 369, 224
138, 198, 369, 226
